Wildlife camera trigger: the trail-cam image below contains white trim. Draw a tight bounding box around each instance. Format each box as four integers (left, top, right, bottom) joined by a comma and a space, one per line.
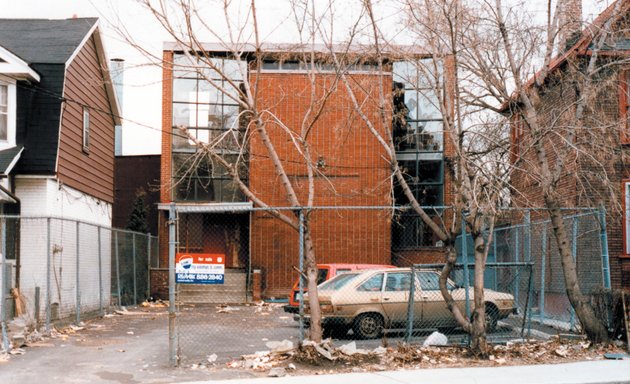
82, 106, 90, 150
65, 22, 121, 126
0, 45, 40, 82
0, 78, 17, 148
1, 146, 23, 175
65, 21, 99, 68
91, 26, 121, 125
259, 69, 391, 76
157, 202, 253, 212
54, 73, 66, 175
14, 174, 56, 180
162, 41, 432, 57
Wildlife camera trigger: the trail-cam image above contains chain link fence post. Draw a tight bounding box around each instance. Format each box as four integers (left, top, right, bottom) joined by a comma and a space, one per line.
46, 217, 51, 332
115, 231, 121, 307
540, 222, 547, 324
1, 217, 9, 352
168, 203, 178, 367
147, 232, 151, 300
298, 209, 305, 342
569, 217, 578, 331
132, 233, 137, 305
461, 216, 470, 320
598, 206, 611, 290
405, 264, 416, 343
75, 221, 81, 325
98, 227, 103, 317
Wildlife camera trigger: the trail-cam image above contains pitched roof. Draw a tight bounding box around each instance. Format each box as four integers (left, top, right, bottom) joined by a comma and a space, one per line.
501, 0, 630, 112
0, 145, 23, 176
0, 18, 97, 64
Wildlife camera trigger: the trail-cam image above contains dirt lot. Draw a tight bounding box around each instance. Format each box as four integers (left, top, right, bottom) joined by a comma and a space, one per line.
0, 303, 627, 384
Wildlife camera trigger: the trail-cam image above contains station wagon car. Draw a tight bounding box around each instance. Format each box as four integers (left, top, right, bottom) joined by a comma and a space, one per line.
283, 263, 394, 314
308, 267, 516, 339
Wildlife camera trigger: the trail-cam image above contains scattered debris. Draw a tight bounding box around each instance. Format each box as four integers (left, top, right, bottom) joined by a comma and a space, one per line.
207, 354, 218, 363
9, 348, 25, 356
266, 340, 294, 354
554, 346, 569, 358
216, 305, 240, 314
338, 342, 368, 356
114, 310, 157, 316
422, 331, 448, 347
140, 300, 168, 308
268, 367, 287, 377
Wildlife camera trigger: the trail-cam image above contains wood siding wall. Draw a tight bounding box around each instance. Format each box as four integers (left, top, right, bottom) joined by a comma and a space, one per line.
57, 35, 115, 203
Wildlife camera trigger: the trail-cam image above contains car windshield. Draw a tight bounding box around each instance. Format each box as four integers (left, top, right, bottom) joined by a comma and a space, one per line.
319, 272, 360, 290
316, 268, 329, 285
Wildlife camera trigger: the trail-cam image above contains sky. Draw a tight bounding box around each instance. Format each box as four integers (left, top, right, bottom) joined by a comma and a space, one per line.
0, 0, 613, 155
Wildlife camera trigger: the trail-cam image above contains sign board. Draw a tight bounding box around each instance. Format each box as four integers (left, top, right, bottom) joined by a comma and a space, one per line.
176, 253, 225, 284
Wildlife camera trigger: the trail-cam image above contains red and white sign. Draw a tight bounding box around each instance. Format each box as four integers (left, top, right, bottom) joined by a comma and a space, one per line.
176, 253, 225, 284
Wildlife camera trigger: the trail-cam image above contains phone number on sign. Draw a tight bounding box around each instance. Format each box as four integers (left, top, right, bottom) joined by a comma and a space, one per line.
178, 273, 223, 280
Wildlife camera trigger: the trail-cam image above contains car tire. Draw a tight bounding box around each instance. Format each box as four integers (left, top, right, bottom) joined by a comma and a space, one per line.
485, 304, 498, 332
353, 313, 383, 339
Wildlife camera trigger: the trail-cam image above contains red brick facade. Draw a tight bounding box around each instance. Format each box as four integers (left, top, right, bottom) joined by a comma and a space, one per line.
249, 72, 393, 296
509, 58, 630, 290
156, 50, 456, 298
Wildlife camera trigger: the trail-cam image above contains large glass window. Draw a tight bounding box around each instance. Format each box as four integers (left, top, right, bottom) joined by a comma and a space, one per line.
171, 53, 247, 203
172, 54, 243, 152
394, 156, 444, 248
392, 60, 443, 152
172, 152, 245, 202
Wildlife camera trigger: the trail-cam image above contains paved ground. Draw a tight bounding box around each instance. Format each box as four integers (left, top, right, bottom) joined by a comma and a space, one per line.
0, 308, 260, 384
1, 304, 625, 384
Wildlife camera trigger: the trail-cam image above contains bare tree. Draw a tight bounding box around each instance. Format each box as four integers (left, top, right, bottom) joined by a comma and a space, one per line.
320, 0, 512, 356
454, 0, 630, 342
114, 0, 413, 343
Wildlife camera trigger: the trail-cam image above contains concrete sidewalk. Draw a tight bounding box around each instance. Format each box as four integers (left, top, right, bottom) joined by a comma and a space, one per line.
181, 360, 630, 384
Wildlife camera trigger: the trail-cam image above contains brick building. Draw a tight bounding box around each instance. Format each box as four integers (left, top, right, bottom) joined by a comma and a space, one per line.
507, 0, 630, 290
157, 43, 455, 299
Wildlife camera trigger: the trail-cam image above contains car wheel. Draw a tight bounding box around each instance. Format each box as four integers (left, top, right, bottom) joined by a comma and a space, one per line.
485, 304, 498, 332
353, 313, 383, 339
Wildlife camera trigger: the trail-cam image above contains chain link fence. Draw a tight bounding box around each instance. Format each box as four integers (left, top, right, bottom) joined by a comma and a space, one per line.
165, 205, 610, 365
0, 216, 156, 352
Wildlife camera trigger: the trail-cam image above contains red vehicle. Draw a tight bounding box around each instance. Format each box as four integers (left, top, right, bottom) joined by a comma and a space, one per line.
283, 263, 395, 314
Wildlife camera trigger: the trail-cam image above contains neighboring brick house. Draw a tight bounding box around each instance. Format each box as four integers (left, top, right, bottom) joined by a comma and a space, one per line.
507, 0, 630, 290
158, 43, 455, 298
0, 18, 119, 310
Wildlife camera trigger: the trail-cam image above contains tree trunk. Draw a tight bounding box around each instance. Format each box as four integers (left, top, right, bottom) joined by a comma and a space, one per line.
439, 242, 472, 333
546, 203, 608, 342
470, 233, 488, 357
303, 220, 322, 342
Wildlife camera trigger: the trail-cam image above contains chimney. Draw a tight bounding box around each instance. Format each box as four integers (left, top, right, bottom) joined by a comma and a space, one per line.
558, 0, 583, 52
110, 58, 125, 156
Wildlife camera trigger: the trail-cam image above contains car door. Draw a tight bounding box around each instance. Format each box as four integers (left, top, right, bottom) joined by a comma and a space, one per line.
416, 271, 457, 329
381, 272, 411, 327
354, 272, 386, 316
